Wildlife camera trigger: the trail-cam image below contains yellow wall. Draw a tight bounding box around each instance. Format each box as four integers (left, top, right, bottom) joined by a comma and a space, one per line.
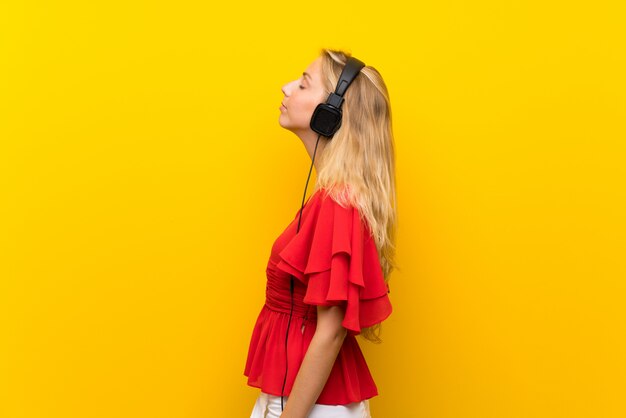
1, 1, 624, 417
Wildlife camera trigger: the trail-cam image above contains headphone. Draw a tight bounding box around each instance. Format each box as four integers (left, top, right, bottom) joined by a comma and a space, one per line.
310, 56, 366, 138
280, 55, 366, 412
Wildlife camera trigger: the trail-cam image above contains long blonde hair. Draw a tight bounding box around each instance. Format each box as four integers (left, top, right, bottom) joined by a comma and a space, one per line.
311, 49, 398, 343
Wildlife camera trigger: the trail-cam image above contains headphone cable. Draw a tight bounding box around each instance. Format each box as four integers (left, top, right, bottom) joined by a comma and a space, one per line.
280, 133, 322, 411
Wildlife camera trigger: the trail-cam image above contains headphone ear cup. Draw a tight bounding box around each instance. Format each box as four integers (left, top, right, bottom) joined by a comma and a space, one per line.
310, 103, 343, 137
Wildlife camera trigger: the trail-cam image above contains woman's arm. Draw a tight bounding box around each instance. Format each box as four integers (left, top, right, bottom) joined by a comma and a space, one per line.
280, 304, 348, 418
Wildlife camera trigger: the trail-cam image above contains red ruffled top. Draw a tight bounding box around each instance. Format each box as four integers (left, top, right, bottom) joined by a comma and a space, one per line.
243, 188, 392, 405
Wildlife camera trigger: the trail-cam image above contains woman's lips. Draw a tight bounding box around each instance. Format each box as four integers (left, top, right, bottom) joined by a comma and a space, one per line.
279, 103, 286, 110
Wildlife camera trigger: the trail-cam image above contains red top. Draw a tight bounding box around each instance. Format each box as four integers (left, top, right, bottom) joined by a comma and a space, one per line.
243, 188, 393, 405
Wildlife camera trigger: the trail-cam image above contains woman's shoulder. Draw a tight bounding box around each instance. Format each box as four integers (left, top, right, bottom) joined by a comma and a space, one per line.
313, 184, 358, 209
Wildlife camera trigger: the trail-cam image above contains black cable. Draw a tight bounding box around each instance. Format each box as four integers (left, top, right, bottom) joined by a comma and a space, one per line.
280, 133, 322, 411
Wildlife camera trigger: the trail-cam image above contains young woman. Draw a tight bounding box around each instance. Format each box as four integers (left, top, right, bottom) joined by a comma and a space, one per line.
244, 48, 398, 418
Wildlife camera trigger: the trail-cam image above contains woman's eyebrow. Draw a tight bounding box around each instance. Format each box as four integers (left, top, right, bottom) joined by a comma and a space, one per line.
302, 72, 312, 81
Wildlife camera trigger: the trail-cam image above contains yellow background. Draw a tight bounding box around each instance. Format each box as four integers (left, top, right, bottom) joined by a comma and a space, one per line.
1, 1, 625, 417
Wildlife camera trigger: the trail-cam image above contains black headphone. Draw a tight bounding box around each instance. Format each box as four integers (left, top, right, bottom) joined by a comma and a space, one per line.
309, 56, 366, 138
280, 55, 366, 412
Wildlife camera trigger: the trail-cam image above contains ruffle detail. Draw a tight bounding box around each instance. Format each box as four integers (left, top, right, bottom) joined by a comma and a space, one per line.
275, 190, 392, 336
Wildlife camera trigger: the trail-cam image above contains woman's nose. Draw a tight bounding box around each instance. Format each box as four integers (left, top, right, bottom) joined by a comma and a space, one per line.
282, 79, 296, 96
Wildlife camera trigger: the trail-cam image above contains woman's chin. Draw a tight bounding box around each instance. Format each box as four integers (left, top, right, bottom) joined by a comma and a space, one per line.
277, 116, 291, 130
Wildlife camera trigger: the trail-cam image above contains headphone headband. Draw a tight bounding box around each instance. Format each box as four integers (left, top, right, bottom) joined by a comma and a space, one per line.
334, 57, 366, 99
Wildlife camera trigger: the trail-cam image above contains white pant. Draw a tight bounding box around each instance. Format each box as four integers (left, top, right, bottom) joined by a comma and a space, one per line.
249, 391, 372, 418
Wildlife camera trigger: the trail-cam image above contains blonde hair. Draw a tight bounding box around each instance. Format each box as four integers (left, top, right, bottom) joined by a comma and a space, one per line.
311, 48, 398, 343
